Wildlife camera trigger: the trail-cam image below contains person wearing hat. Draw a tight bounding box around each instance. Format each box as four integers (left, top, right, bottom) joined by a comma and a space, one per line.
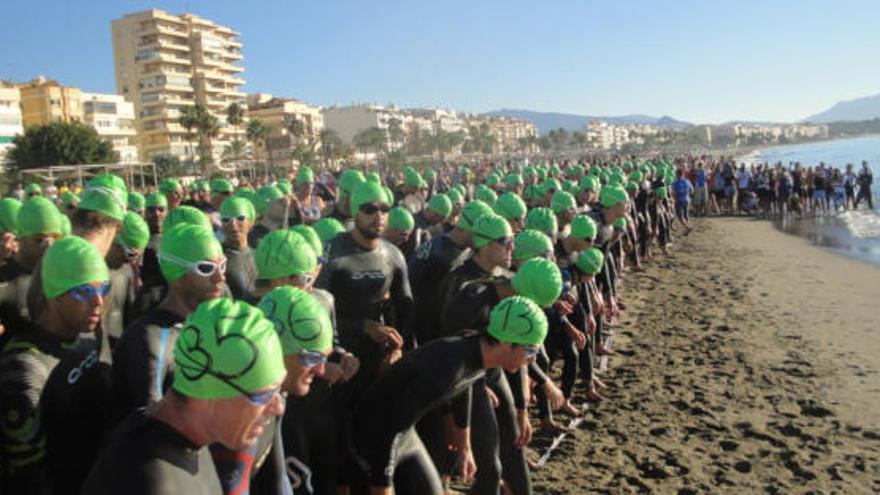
128, 192, 146, 216
330, 169, 366, 227
554, 214, 597, 268
158, 178, 184, 211
209, 177, 234, 212
415, 193, 452, 237
408, 200, 492, 345
294, 166, 326, 225
258, 286, 343, 494
0, 237, 112, 493
218, 196, 258, 303
102, 211, 150, 355
494, 192, 527, 234
26, 174, 128, 323
113, 223, 228, 414
401, 167, 428, 215
315, 180, 413, 407
25, 183, 43, 198
570, 247, 610, 401
249, 185, 290, 248
384, 206, 428, 260
61, 190, 81, 217
550, 191, 578, 236
84, 298, 286, 494
351, 296, 548, 495
0, 197, 63, 327
0, 198, 22, 275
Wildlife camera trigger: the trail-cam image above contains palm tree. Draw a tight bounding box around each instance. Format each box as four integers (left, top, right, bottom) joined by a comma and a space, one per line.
319, 129, 344, 168
179, 105, 200, 164
246, 118, 272, 166
352, 127, 387, 162
222, 139, 250, 163
226, 102, 245, 148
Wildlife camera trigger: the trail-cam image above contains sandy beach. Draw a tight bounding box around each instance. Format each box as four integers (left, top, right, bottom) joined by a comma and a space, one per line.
530, 217, 880, 494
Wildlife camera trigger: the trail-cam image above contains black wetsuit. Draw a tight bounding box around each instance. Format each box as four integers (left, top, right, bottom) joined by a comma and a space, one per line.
248, 223, 272, 249
82, 412, 223, 495
223, 245, 258, 303
104, 264, 137, 356
0, 323, 110, 494
112, 308, 184, 414
407, 234, 470, 344
352, 335, 485, 494
315, 232, 413, 389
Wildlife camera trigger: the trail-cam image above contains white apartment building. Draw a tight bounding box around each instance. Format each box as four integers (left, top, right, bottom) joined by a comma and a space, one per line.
81, 92, 139, 164
322, 103, 405, 149
0, 83, 23, 162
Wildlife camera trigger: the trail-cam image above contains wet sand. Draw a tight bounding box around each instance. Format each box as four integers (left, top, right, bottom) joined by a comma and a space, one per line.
530, 217, 880, 494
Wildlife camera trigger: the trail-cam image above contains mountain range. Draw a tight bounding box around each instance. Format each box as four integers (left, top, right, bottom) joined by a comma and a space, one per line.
802, 94, 880, 123
484, 109, 692, 135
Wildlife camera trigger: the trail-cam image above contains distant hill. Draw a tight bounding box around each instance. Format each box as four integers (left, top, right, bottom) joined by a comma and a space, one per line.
485, 109, 692, 135
803, 94, 880, 123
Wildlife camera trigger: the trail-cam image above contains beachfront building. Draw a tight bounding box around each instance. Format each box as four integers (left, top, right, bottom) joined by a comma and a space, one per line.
323, 103, 406, 153
464, 115, 539, 154
245, 93, 324, 166
17, 77, 83, 128
0, 82, 23, 162
733, 124, 829, 146
112, 9, 245, 162
81, 93, 139, 164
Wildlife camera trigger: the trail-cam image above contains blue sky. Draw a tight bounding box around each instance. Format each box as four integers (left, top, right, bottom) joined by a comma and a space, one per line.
1, 0, 878, 124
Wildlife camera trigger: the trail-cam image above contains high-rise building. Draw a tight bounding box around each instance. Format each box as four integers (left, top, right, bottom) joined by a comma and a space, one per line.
112, 9, 245, 162
81, 93, 139, 164
245, 93, 324, 166
0, 82, 23, 161
17, 76, 83, 128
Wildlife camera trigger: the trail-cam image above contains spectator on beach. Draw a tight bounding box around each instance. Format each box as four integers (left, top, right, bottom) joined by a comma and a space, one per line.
856, 161, 874, 210
844, 164, 858, 209
671, 169, 693, 233
693, 162, 709, 217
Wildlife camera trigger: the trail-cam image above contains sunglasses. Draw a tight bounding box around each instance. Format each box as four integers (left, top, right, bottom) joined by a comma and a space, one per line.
160, 252, 228, 277
243, 384, 281, 406
523, 345, 539, 359
495, 236, 515, 248
299, 349, 328, 369
359, 203, 391, 215
68, 281, 112, 302
222, 215, 248, 224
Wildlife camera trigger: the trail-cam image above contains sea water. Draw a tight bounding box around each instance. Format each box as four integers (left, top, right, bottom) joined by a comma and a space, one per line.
742, 135, 880, 267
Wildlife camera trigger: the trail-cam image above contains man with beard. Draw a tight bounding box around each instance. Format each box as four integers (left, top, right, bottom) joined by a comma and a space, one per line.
316, 180, 413, 404
113, 223, 227, 413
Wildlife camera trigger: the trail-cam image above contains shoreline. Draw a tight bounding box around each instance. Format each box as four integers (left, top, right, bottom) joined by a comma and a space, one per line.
531, 217, 880, 493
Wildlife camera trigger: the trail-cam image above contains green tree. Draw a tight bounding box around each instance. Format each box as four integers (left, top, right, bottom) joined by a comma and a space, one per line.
222, 139, 250, 164
387, 118, 405, 151
319, 129, 344, 167
246, 118, 272, 164
8, 121, 118, 171
352, 127, 387, 161
152, 153, 184, 177
179, 105, 200, 162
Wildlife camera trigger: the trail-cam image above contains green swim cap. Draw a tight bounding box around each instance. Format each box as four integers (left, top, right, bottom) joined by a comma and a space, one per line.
25, 183, 43, 195
117, 211, 150, 250
600, 185, 628, 207
220, 197, 256, 223
145, 193, 168, 209
59, 215, 71, 238
404, 167, 425, 188
255, 186, 285, 215
575, 247, 605, 275
159, 224, 224, 283
486, 174, 501, 188
472, 213, 513, 249
79, 174, 128, 221
258, 286, 333, 356
313, 218, 346, 246
61, 191, 80, 208
382, 186, 394, 205
427, 194, 453, 219
579, 175, 600, 193
424, 170, 436, 182
625, 181, 638, 192
339, 170, 366, 196
550, 191, 577, 214
0, 198, 22, 234
512, 258, 562, 308
475, 185, 498, 205
211, 178, 233, 194
656, 186, 668, 198
18, 197, 62, 238
458, 200, 493, 232
173, 298, 285, 400
541, 178, 562, 196
290, 224, 323, 257
255, 229, 316, 280
630, 170, 643, 182
504, 174, 523, 187
234, 187, 256, 204
42, 236, 109, 299
194, 179, 211, 192
494, 192, 527, 221
296, 167, 315, 185
446, 188, 464, 207
276, 180, 291, 196
524, 207, 558, 237
487, 296, 548, 346
159, 178, 182, 195
128, 192, 145, 211
162, 205, 212, 233
569, 214, 597, 240
388, 207, 415, 231
350, 181, 389, 217
513, 229, 553, 261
